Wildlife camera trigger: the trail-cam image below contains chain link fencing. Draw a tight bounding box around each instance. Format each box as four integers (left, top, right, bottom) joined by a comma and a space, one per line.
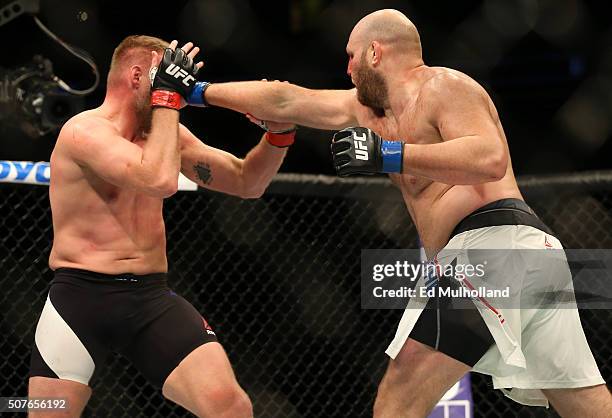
1, 172, 611, 417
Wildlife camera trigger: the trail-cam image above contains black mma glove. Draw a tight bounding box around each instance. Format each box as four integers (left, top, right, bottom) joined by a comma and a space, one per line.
331, 127, 404, 176
150, 47, 199, 109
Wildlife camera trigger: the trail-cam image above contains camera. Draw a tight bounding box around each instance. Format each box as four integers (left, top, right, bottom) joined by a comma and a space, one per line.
0, 55, 84, 137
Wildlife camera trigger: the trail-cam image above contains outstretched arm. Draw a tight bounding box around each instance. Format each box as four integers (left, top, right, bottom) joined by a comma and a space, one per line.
179, 124, 289, 198
203, 81, 360, 130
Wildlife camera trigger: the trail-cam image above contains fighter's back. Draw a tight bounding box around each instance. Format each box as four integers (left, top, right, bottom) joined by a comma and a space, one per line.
48, 110, 168, 275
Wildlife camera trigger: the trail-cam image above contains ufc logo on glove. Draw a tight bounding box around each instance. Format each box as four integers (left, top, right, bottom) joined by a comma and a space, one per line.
331, 127, 403, 175
164, 64, 196, 86
352, 132, 369, 161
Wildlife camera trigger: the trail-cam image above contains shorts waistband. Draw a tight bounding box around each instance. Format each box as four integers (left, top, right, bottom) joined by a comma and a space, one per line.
54, 267, 167, 283
451, 198, 553, 238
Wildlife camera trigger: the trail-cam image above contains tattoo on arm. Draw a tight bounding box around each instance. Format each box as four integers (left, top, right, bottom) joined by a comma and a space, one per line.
194, 162, 213, 185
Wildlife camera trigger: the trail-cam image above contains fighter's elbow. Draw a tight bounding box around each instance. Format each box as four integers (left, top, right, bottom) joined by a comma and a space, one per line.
240, 184, 266, 199
483, 150, 508, 182
129, 164, 178, 198
161, 183, 179, 198
152, 177, 179, 198
273, 83, 314, 123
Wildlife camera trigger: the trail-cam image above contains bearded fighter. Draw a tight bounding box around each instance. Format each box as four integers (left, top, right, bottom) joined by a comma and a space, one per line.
28, 36, 295, 418
183, 9, 610, 418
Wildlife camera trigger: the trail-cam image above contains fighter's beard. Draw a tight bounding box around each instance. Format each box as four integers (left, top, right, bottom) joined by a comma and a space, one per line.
134, 99, 153, 136
355, 65, 389, 118
138, 107, 153, 135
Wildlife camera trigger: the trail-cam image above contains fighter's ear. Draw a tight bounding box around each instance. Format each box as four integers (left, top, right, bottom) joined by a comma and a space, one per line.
371, 41, 382, 66
129, 65, 143, 89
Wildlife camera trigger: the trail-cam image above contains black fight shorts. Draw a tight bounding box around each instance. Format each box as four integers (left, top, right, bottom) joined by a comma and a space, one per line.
29, 268, 217, 387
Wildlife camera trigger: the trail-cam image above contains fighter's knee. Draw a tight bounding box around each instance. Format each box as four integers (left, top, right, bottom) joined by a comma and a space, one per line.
197, 385, 252, 418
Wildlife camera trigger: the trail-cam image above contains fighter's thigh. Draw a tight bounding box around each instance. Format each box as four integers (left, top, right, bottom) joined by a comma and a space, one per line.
542, 385, 612, 418
162, 342, 251, 417
376, 338, 470, 415
28, 376, 91, 418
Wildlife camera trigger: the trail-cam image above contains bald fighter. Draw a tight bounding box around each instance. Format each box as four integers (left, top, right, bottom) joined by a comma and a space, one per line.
28, 36, 295, 418
187, 9, 610, 418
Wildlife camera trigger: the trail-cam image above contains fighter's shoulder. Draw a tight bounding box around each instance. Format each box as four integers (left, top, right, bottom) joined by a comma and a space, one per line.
56, 111, 119, 162
60, 110, 118, 143
418, 67, 488, 103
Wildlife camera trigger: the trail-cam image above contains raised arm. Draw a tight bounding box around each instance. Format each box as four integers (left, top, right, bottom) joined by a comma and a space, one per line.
179, 124, 288, 198
62, 41, 205, 197
203, 81, 360, 130
64, 110, 181, 197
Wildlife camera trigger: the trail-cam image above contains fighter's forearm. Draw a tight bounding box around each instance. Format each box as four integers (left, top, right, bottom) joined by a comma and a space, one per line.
403, 136, 508, 185
239, 135, 288, 198
205, 81, 294, 121
140, 108, 181, 194
204, 81, 358, 130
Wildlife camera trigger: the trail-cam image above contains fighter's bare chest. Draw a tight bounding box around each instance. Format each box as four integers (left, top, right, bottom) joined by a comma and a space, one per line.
372, 110, 441, 197
83, 179, 160, 211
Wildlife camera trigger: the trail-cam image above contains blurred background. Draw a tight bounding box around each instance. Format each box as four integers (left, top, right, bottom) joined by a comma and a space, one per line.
1, 0, 611, 172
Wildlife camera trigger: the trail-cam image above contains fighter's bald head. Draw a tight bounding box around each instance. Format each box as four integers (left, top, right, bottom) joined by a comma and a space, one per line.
350, 9, 422, 60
